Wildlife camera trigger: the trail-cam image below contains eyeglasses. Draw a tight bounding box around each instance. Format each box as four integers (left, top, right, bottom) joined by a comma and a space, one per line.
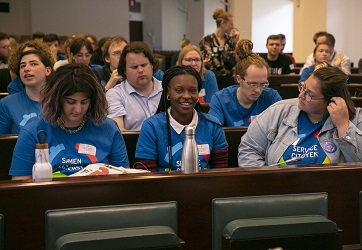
298, 81, 326, 102
183, 58, 201, 63
111, 51, 122, 57
243, 78, 269, 89
0, 44, 11, 50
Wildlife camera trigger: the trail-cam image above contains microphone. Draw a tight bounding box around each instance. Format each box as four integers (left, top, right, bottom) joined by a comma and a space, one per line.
269, 156, 302, 167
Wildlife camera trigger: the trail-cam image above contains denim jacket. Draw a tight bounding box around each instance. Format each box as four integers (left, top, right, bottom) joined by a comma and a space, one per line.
238, 98, 362, 167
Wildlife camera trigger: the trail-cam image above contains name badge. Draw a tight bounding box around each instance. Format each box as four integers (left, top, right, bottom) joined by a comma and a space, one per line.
198, 144, 210, 155
78, 143, 97, 156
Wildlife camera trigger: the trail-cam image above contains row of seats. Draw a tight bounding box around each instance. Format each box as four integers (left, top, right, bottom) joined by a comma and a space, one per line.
0, 192, 344, 250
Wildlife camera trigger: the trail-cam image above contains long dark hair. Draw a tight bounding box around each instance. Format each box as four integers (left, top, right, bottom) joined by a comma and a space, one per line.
312, 67, 356, 120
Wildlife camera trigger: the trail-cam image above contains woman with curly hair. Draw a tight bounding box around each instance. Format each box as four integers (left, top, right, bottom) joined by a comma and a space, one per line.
7, 40, 54, 94
0, 49, 53, 134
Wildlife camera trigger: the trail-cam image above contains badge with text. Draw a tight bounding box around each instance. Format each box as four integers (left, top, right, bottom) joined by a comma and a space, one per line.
78, 143, 97, 156
198, 144, 210, 155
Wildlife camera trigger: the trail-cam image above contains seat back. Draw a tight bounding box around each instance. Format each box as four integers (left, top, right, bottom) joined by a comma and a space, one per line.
360, 191, 362, 245
0, 135, 18, 180
223, 127, 248, 168
122, 131, 140, 168
0, 214, 3, 250
45, 201, 178, 250
212, 192, 328, 250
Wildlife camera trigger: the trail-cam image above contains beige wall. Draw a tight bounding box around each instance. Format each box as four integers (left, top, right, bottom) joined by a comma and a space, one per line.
293, 0, 327, 63
1, 0, 361, 65
0, 0, 32, 36
229, 0, 252, 40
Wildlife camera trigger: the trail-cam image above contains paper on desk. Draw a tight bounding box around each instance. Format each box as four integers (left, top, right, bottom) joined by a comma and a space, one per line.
69, 163, 149, 177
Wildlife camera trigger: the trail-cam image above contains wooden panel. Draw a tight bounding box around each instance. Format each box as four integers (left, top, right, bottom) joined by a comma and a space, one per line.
0, 165, 362, 249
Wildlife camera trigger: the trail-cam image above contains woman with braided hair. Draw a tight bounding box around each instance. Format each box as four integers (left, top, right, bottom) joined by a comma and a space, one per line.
135, 65, 228, 172
209, 38, 282, 127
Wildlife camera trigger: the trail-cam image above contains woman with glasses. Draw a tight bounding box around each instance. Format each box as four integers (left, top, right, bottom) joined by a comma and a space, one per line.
238, 67, 362, 167
209, 39, 282, 127
92, 36, 128, 91
177, 45, 218, 103
69, 38, 102, 69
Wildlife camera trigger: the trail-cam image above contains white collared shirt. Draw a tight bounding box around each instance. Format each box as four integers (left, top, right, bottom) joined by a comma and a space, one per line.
167, 108, 198, 134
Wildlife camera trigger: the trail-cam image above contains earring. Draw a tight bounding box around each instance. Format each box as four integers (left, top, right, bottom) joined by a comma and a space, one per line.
166, 95, 170, 101
88, 104, 92, 111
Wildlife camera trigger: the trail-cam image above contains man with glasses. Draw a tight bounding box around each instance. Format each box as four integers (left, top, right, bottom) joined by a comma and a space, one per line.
92, 36, 128, 92
0, 32, 12, 69
209, 39, 282, 127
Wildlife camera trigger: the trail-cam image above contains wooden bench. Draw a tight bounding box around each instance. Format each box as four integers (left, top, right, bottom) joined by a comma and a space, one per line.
1, 165, 362, 249
277, 84, 362, 101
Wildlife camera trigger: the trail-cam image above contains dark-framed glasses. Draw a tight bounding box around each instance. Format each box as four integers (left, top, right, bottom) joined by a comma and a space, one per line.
243, 78, 269, 89
298, 81, 326, 102
111, 51, 122, 57
183, 58, 201, 63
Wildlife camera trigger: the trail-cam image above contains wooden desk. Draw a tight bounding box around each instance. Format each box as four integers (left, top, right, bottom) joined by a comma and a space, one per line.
1, 165, 362, 249
0, 127, 248, 180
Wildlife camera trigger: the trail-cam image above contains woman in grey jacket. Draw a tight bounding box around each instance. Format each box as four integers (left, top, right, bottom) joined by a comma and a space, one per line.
238, 67, 362, 167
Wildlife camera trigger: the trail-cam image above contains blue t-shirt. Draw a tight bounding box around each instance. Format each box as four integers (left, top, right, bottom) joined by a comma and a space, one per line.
280, 111, 330, 165
300, 65, 338, 82
209, 85, 282, 126
199, 70, 218, 103
9, 118, 129, 177
135, 112, 228, 171
153, 69, 164, 81
7, 77, 23, 95
0, 89, 40, 134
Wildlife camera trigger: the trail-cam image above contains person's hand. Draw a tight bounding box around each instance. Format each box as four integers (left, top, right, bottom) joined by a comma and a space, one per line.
105, 69, 123, 90
314, 62, 328, 71
327, 97, 350, 137
230, 28, 240, 42
49, 44, 58, 62
332, 53, 343, 68
110, 69, 123, 84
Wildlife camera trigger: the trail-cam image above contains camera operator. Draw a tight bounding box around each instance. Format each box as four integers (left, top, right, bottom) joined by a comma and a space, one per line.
199, 8, 239, 90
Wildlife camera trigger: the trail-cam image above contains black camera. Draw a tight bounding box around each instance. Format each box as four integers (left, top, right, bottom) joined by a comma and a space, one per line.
212, 54, 223, 71
221, 51, 236, 70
